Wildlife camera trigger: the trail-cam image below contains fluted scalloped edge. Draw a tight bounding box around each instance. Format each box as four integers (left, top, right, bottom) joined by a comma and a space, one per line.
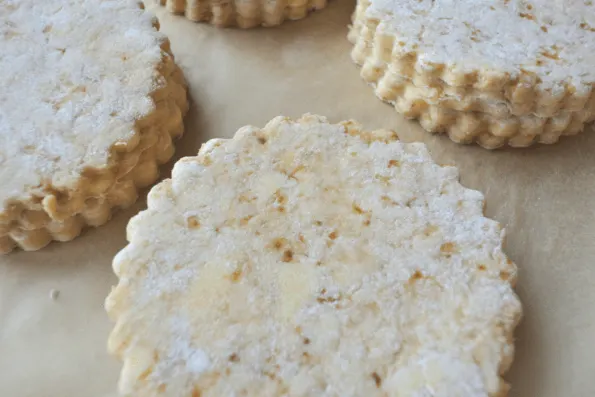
105, 114, 522, 396
348, 0, 595, 149
158, 0, 328, 28
0, 19, 189, 255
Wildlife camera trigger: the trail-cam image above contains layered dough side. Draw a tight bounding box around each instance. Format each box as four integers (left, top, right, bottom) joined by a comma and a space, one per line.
348, 0, 595, 148
159, 0, 328, 28
0, 41, 188, 254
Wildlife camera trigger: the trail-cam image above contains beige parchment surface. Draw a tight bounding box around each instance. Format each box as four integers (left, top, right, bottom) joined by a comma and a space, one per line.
1, 1, 594, 396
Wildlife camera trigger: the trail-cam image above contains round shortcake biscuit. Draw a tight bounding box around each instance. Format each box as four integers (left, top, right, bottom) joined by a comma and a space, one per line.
106, 115, 522, 396
349, 0, 595, 147
158, 0, 328, 28
0, 0, 188, 254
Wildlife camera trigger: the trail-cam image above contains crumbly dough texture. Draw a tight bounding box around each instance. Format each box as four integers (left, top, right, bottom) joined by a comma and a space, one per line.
106, 114, 522, 397
348, 0, 595, 148
158, 0, 328, 28
0, 0, 189, 254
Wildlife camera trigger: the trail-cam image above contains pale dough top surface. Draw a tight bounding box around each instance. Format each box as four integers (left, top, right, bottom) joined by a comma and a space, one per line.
110, 116, 521, 396
0, 0, 164, 210
368, 0, 595, 91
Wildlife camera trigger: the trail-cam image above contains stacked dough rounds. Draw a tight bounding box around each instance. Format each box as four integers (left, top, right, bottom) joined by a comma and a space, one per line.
158, 0, 328, 28
0, 0, 188, 254
106, 115, 522, 396
349, 0, 595, 148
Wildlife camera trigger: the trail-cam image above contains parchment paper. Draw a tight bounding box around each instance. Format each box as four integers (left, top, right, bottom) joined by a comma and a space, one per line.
1, 1, 594, 396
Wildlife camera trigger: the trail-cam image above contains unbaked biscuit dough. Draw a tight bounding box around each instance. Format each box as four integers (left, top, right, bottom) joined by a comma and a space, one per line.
349, 0, 595, 148
0, 0, 189, 253
158, 0, 328, 28
106, 115, 522, 396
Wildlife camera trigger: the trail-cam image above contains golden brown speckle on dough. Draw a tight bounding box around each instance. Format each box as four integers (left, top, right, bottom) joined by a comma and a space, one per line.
371, 372, 382, 387
271, 237, 286, 250
440, 242, 456, 254
316, 291, 340, 304
541, 46, 561, 60
138, 366, 153, 381
187, 215, 200, 229
518, 12, 534, 20
381, 195, 397, 206
477, 264, 487, 271
282, 249, 293, 262
353, 203, 365, 214
500, 270, 510, 280
288, 165, 305, 180
580, 22, 595, 32
375, 174, 391, 184
424, 225, 438, 236
274, 190, 287, 204
410, 270, 424, 281
388, 159, 400, 167
229, 353, 240, 362
230, 268, 242, 282
192, 387, 201, 397
238, 194, 252, 203
239, 215, 253, 226
202, 155, 213, 166
328, 231, 338, 240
